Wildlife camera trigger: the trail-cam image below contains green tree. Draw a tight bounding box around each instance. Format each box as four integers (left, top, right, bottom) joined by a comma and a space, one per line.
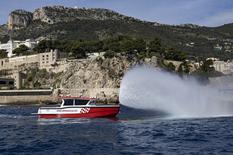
33, 80, 41, 88
13, 45, 29, 56
0, 49, 7, 58
164, 48, 186, 61
200, 59, 215, 72
178, 61, 191, 74
33, 40, 61, 53
104, 50, 115, 58
148, 38, 163, 53
70, 44, 87, 59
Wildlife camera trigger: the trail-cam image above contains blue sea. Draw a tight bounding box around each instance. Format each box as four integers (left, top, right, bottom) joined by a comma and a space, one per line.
0, 105, 233, 155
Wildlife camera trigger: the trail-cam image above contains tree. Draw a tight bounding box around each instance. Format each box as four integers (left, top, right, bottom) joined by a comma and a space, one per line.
200, 59, 215, 73
166, 62, 176, 72
164, 48, 186, 61
70, 44, 87, 59
13, 45, 29, 56
33, 40, 48, 53
104, 50, 115, 58
178, 61, 191, 75
148, 38, 163, 53
0, 49, 7, 58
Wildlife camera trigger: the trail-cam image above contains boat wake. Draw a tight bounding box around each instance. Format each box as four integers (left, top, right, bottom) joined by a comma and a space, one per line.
119, 66, 233, 118
37, 118, 93, 125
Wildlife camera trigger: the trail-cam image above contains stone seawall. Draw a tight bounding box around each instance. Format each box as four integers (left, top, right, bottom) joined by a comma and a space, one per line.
0, 95, 57, 105
0, 89, 58, 105
0, 88, 120, 105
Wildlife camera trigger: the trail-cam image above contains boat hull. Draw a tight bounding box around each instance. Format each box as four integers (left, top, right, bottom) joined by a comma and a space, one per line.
38, 106, 120, 119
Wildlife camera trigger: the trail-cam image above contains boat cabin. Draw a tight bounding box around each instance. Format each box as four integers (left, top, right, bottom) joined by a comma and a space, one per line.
61, 97, 96, 107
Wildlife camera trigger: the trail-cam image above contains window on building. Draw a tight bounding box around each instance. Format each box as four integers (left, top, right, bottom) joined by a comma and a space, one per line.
0, 81, 7, 85
9, 81, 14, 85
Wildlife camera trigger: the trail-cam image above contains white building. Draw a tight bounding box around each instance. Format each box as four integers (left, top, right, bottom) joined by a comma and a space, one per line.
0, 39, 37, 57
87, 52, 106, 59
0, 40, 15, 57
15, 39, 37, 49
213, 60, 233, 75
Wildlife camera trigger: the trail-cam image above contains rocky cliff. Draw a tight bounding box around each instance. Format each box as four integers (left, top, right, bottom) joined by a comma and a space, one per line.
21, 55, 157, 101
59, 55, 157, 89
8, 10, 33, 30
57, 55, 157, 100
7, 6, 135, 29
33, 6, 134, 24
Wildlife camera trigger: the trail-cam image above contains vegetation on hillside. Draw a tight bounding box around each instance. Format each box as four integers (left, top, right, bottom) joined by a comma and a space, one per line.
0, 7, 232, 60
13, 44, 30, 56
32, 36, 187, 61
6, 16, 232, 60
0, 49, 7, 58
23, 67, 61, 89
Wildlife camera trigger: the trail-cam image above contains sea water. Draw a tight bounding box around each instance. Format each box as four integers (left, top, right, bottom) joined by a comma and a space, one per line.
1, 66, 233, 154
0, 105, 233, 154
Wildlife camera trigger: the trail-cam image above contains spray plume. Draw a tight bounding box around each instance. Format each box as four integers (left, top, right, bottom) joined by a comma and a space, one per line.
119, 66, 233, 118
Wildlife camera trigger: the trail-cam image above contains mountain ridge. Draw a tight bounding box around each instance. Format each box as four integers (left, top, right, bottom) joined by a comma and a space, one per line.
1, 5, 233, 59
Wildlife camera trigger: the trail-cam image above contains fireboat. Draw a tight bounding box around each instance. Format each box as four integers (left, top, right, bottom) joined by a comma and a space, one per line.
37, 96, 120, 119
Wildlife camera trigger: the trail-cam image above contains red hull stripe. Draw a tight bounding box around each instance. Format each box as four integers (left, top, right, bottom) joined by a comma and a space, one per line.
39, 107, 120, 119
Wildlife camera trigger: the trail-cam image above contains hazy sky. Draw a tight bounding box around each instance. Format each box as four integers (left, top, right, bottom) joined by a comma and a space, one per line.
0, 0, 233, 27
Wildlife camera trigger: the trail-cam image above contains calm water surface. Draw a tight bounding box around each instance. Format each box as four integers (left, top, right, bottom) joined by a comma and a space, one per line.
0, 105, 233, 155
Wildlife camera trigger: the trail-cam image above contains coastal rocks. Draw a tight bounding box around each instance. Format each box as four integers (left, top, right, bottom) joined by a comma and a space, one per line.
57, 55, 157, 100
13, 54, 158, 101
8, 10, 33, 30
59, 56, 133, 89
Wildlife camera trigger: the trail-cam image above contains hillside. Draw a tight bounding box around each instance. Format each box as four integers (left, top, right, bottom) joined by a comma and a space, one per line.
0, 25, 8, 43
1, 6, 233, 59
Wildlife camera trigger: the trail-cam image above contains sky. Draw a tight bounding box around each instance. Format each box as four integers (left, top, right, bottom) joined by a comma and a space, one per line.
0, 0, 233, 27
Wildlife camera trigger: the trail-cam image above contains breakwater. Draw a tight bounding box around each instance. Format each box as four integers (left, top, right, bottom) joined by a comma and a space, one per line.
0, 89, 57, 105
0, 88, 119, 105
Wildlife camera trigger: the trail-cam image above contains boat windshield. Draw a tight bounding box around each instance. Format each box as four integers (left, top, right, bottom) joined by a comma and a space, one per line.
63, 99, 74, 106
75, 99, 89, 105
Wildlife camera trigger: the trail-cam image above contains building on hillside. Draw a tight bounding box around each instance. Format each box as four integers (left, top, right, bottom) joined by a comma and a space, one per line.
0, 40, 15, 57
11, 71, 24, 89
14, 39, 37, 49
0, 49, 59, 71
213, 60, 233, 75
39, 49, 58, 68
87, 52, 105, 59
0, 39, 37, 57
214, 44, 223, 51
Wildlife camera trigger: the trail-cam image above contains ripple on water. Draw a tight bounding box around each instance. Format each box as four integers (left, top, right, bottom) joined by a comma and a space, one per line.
0, 106, 233, 154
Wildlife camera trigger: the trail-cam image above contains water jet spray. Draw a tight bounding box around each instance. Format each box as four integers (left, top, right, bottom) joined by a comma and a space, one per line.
119, 66, 233, 118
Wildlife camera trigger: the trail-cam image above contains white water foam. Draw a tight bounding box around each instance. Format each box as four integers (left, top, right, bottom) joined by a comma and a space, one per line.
119, 66, 233, 118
